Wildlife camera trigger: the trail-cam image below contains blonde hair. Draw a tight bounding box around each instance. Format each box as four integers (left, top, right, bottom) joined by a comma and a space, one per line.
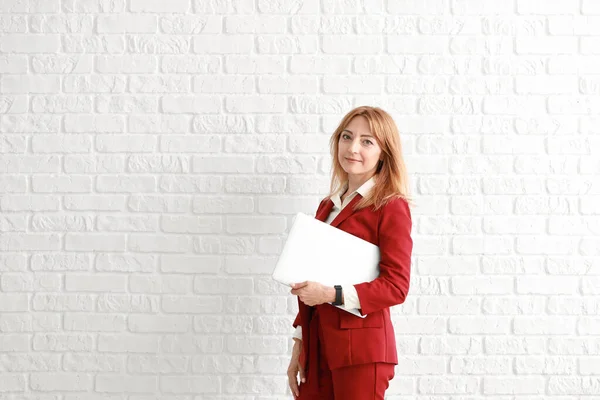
327, 106, 411, 210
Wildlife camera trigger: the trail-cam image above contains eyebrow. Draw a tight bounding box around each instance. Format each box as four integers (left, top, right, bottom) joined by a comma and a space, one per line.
342, 129, 374, 138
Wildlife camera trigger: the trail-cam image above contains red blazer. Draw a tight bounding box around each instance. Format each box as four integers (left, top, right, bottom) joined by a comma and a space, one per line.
292, 193, 413, 371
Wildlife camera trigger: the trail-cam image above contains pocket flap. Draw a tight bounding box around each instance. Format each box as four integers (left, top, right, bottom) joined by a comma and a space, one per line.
339, 310, 383, 329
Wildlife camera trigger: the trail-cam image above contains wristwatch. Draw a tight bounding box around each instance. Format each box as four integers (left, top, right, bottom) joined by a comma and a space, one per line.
333, 285, 343, 305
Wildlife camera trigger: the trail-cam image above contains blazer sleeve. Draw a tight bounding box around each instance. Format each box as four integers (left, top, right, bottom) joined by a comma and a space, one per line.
354, 197, 413, 315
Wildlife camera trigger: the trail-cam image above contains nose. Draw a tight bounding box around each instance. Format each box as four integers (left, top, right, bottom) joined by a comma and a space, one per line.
349, 138, 360, 153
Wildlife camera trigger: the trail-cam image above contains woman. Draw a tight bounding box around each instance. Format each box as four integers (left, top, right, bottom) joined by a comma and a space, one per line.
286, 106, 413, 399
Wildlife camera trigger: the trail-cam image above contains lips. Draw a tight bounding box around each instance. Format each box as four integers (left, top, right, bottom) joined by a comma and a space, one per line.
345, 158, 361, 162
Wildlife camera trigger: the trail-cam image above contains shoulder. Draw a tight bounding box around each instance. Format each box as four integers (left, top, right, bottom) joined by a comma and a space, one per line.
380, 195, 411, 217
315, 196, 332, 214
378, 196, 413, 236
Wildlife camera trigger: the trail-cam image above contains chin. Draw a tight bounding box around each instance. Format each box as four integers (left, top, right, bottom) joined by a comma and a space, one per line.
346, 167, 366, 175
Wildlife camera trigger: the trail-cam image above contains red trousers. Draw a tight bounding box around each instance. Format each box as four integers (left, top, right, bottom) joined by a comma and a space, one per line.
297, 308, 395, 400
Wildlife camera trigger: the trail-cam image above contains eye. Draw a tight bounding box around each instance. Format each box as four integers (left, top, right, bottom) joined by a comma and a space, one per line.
363, 139, 373, 145
341, 133, 351, 140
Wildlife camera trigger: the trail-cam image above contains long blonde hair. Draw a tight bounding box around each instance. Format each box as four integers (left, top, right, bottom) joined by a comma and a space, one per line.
327, 106, 411, 210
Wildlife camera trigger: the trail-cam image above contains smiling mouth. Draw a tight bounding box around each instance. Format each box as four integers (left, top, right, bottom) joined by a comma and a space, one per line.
346, 158, 361, 162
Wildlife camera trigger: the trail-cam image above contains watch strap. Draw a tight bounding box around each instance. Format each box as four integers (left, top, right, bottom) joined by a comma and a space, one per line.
333, 285, 343, 305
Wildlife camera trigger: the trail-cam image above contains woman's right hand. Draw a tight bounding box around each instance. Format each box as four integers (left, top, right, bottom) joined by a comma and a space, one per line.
287, 338, 305, 398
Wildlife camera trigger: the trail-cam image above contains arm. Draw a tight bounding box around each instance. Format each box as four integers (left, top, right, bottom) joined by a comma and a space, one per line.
353, 197, 413, 315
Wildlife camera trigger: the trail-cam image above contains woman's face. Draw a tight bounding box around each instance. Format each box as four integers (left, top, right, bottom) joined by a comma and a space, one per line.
338, 116, 383, 179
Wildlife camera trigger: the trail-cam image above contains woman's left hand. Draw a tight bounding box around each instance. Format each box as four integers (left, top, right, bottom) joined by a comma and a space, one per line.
290, 281, 333, 306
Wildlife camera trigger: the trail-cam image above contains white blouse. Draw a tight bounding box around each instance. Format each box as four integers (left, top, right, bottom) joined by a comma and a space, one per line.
292, 176, 376, 341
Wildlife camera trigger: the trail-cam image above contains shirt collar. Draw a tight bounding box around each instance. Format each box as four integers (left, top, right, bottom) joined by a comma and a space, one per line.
330, 175, 377, 209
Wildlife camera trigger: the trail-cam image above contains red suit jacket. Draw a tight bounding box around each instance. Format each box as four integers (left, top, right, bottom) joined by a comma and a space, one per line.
292, 193, 413, 371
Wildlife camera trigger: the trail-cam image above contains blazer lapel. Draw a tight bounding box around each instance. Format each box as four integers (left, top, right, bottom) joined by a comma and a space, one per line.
316, 199, 334, 222
330, 194, 362, 228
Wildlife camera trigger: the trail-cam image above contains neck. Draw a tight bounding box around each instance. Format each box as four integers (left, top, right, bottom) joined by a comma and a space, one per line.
346, 173, 374, 194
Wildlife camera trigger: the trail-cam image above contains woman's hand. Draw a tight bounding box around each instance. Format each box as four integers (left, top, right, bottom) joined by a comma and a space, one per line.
290, 281, 335, 306
287, 338, 305, 398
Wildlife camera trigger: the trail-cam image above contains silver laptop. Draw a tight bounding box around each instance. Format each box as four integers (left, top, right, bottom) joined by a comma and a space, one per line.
272, 212, 380, 317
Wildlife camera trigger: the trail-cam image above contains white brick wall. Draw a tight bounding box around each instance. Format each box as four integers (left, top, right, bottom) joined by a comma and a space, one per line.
0, 0, 598, 398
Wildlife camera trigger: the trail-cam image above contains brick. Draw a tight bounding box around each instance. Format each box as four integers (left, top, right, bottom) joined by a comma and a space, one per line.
65, 274, 127, 292
65, 234, 126, 252
518, 0, 578, 14
96, 375, 157, 393
127, 35, 189, 54
64, 115, 124, 133
63, 35, 125, 53
0, 175, 24, 195
64, 313, 126, 332
129, 274, 191, 294
128, 315, 190, 333
160, 95, 221, 114
162, 55, 221, 73
33, 334, 93, 352
63, 353, 124, 372
96, 55, 157, 73
1, 273, 61, 292
98, 334, 159, 353
514, 317, 576, 335
30, 373, 92, 391
0, 234, 60, 251
483, 377, 545, 394
227, 16, 285, 34
0, 55, 27, 73
128, 195, 190, 213
128, 355, 188, 374
0, 15, 26, 33
192, 354, 253, 374
64, 75, 125, 92
95, 254, 155, 272
162, 295, 222, 314
161, 16, 220, 34
131, 0, 190, 12
32, 176, 92, 193
33, 294, 95, 312
418, 376, 478, 394
97, 176, 156, 193
97, 294, 159, 313
194, 35, 252, 54
97, 15, 157, 33
0, 353, 61, 372
160, 255, 221, 274
161, 136, 220, 153
97, 95, 158, 113
31, 253, 91, 271
256, 0, 316, 13
0, 35, 60, 53
160, 376, 220, 394
62, 0, 125, 12
2, 76, 60, 94
389, 0, 446, 13
128, 234, 191, 253
194, 277, 253, 295
0, 373, 26, 391
160, 334, 223, 354
31, 14, 92, 33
